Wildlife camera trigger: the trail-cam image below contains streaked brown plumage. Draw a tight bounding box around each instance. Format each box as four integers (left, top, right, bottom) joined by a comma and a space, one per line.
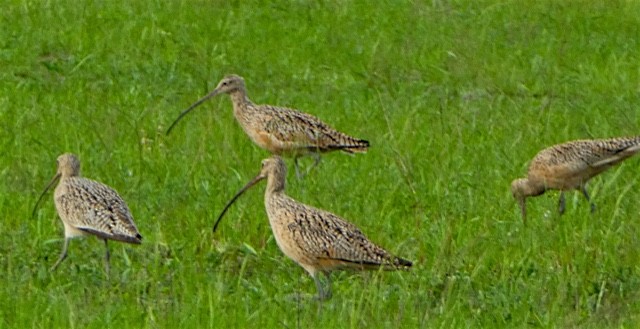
32, 153, 142, 275
512, 136, 640, 223
166, 74, 369, 176
214, 156, 411, 300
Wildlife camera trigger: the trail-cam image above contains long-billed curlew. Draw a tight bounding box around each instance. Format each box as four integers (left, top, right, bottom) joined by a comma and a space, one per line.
166, 74, 370, 177
214, 156, 411, 300
512, 136, 640, 223
32, 153, 142, 275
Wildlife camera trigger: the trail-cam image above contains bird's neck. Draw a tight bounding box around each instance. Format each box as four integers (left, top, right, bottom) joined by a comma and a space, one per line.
523, 179, 546, 197
265, 174, 286, 195
229, 89, 251, 109
229, 90, 256, 123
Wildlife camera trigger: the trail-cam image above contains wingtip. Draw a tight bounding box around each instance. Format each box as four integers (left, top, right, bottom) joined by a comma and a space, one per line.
115, 232, 143, 244
127, 234, 143, 245
397, 257, 413, 268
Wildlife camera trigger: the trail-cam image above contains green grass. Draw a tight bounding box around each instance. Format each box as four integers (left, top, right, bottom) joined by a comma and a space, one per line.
2, 0, 640, 327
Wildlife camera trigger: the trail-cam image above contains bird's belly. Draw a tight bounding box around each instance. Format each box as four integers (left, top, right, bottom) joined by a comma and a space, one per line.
245, 129, 311, 157
535, 169, 589, 190
62, 221, 89, 238
268, 217, 315, 268
244, 129, 279, 152
269, 225, 300, 260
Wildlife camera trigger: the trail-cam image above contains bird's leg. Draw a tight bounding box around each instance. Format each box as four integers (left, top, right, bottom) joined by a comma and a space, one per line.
50, 238, 70, 271
580, 186, 596, 213
294, 157, 303, 180
304, 153, 322, 177
558, 192, 566, 215
323, 272, 332, 300
104, 239, 111, 279
313, 272, 332, 301
294, 154, 322, 179
313, 274, 324, 300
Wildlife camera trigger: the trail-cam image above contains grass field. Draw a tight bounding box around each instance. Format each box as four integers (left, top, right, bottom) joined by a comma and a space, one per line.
2, 0, 640, 327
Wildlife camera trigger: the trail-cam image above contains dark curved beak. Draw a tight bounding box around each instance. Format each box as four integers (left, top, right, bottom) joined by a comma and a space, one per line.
32, 173, 61, 219
517, 197, 527, 226
213, 173, 266, 233
166, 88, 222, 135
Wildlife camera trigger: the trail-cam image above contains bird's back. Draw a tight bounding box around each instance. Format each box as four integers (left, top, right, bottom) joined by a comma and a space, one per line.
528, 137, 640, 188
237, 103, 369, 156
266, 194, 411, 271
54, 177, 142, 244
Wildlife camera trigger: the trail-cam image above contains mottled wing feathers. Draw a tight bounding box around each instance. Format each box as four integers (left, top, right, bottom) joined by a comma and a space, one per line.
55, 177, 142, 244
532, 137, 640, 172
261, 105, 369, 154
590, 139, 640, 168
286, 203, 411, 270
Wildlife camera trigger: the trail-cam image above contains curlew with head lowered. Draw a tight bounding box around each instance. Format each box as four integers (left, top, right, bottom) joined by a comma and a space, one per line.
512, 136, 640, 224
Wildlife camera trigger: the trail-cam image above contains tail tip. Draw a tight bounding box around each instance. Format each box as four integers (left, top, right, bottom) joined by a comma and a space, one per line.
342, 139, 370, 153
359, 139, 370, 148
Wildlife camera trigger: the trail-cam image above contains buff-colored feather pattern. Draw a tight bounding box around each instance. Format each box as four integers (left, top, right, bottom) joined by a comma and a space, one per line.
35, 153, 142, 275
512, 136, 640, 223
167, 75, 369, 176
55, 176, 141, 243
215, 156, 410, 300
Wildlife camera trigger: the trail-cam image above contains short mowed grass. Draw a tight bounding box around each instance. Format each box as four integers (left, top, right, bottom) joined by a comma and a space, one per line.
1, 0, 640, 327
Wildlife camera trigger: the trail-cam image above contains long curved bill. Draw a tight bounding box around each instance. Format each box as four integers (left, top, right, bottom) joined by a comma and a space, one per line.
32, 173, 61, 219
166, 88, 222, 135
518, 198, 527, 226
213, 173, 266, 233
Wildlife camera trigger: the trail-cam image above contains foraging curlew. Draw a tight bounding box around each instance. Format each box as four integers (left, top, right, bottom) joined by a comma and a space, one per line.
214, 156, 411, 300
32, 153, 142, 275
511, 136, 640, 223
166, 74, 370, 177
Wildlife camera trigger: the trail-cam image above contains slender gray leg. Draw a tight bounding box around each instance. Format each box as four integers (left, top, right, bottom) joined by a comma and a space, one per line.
323, 272, 332, 300
558, 192, 566, 215
295, 154, 323, 180
313, 274, 325, 300
313, 272, 332, 301
294, 157, 303, 180
304, 153, 322, 177
581, 186, 596, 213
104, 239, 111, 278
51, 238, 70, 271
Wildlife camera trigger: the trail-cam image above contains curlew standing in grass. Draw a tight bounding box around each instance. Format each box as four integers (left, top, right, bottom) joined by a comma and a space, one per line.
214, 156, 411, 300
511, 136, 640, 223
166, 74, 370, 177
32, 153, 142, 275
